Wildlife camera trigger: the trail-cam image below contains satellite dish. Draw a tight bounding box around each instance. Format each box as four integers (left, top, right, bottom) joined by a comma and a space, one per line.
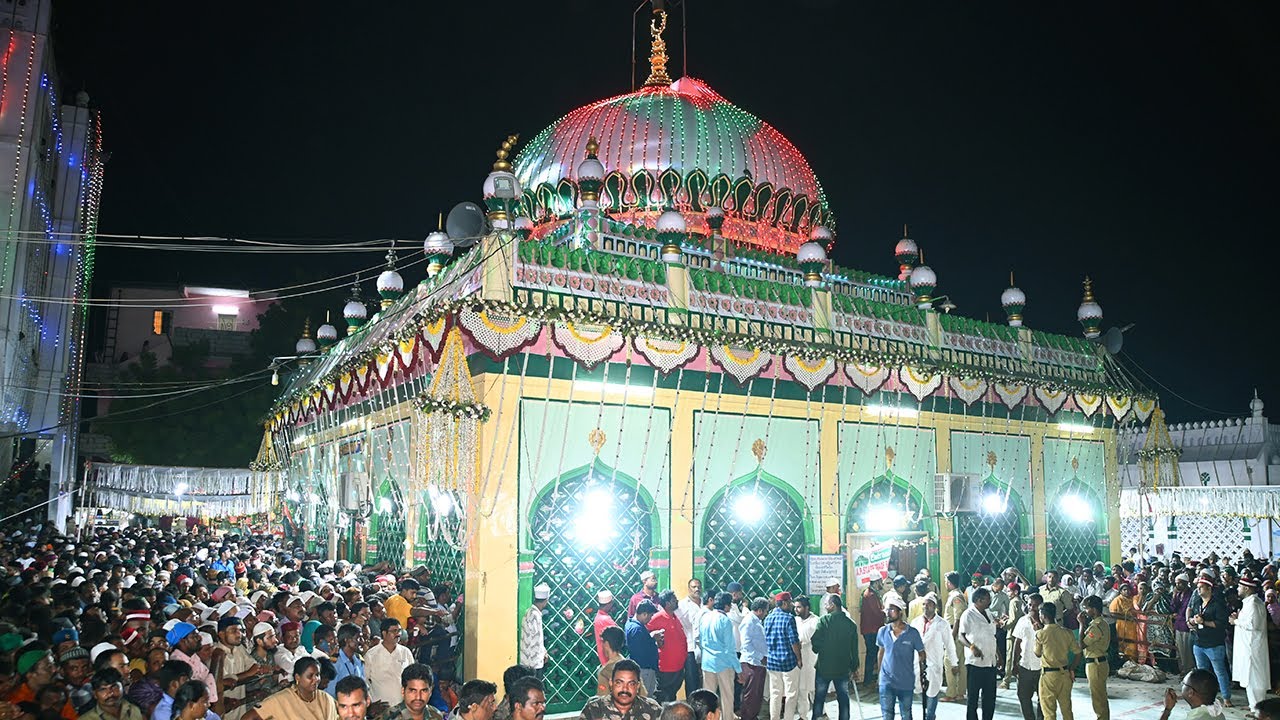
1102, 323, 1134, 355
446, 202, 487, 248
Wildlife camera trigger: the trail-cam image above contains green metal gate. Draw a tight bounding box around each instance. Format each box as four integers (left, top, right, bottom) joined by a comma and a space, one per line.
529, 463, 655, 714
954, 481, 1025, 575
703, 475, 808, 599
369, 476, 406, 565
1047, 481, 1103, 570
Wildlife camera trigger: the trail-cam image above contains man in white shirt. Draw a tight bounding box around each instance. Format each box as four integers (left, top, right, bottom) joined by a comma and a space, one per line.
676, 577, 705, 693
958, 587, 1001, 720
364, 618, 416, 708
519, 583, 549, 675
794, 596, 820, 720
1010, 593, 1044, 720
726, 581, 747, 650
911, 594, 957, 720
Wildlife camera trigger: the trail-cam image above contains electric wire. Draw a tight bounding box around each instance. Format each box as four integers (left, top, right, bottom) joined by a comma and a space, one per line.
1117, 350, 1236, 416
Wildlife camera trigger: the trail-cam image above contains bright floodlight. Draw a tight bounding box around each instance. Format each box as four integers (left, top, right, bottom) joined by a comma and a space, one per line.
734, 493, 766, 524
429, 487, 454, 516
286, 489, 301, 502
1060, 493, 1092, 523
982, 492, 1007, 514
173, 483, 188, 498
378, 497, 392, 514
581, 488, 614, 516
865, 504, 906, 532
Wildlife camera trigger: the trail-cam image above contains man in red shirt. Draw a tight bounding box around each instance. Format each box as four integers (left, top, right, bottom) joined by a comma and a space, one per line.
628, 571, 660, 618
860, 575, 887, 689
594, 590, 619, 665
647, 590, 689, 702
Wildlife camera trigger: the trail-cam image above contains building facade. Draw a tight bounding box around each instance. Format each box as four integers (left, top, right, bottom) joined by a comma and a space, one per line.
1119, 394, 1280, 562
261, 16, 1151, 712
0, 3, 106, 528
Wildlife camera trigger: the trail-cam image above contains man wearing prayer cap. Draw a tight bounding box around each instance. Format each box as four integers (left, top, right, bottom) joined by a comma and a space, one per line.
594, 589, 619, 665
273, 621, 307, 678
520, 583, 550, 675
819, 578, 842, 618
1171, 572, 1195, 675
628, 570, 660, 618
168, 620, 219, 704
59, 645, 94, 713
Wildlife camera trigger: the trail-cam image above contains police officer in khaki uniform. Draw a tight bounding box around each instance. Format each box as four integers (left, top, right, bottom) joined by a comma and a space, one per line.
1080, 596, 1111, 720
1034, 602, 1080, 720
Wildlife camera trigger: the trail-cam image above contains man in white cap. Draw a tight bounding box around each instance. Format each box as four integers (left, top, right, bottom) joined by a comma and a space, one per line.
1170, 573, 1194, 675
1231, 575, 1270, 712
521, 583, 550, 676
594, 589, 619, 665
820, 578, 842, 617
911, 594, 957, 720
628, 570, 659, 618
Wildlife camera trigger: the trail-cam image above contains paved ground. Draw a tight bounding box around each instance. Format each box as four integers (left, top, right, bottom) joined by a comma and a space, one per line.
815, 676, 1246, 719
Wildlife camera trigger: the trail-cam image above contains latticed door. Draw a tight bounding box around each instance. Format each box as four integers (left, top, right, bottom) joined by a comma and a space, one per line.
955, 484, 1022, 575
703, 478, 807, 599
1046, 483, 1102, 570
529, 466, 654, 714
369, 478, 406, 566
417, 486, 467, 675
845, 478, 925, 536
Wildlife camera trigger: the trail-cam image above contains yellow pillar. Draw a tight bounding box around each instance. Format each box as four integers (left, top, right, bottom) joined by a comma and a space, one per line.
1104, 428, 1121, 565
819, 406, 841, 554
669, 389, 696, 592
464, 373, 522, 683
1031, 432, 1048, 570
935, 419, 955, 577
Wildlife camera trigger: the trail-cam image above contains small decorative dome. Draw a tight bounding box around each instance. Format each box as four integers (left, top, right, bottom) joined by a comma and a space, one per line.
895, 226, 919, 281
809, 225, 834, 245
376, 247, 404, 307
706, 205, 725, 231
295, 318, 316, 355
513, 215, 534, 240
424, 231, 452, 255
1251, 389, 1264, 418
908, 264, 937, 308
576, 137, 605, 181
343, 282, 368, 331
316, 312, 339, 349
1076, 276, 1103, 339
1001, 273, 1026, 327
797, 241, 827, 264
483, 135, 522, 223
656, 209, 687, 234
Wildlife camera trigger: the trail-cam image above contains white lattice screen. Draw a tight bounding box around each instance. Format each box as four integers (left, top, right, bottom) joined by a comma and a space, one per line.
1121, 517, 1147, 556
1172, 515, 1248, 561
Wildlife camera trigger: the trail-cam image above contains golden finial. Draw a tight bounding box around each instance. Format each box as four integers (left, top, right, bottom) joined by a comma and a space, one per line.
644, 7, 672, 87
438, 212, 444, 230
588, 428, 607, 456
301, 317, 312, 338
903, 223, 908, 237
1010, 271, 1015, 286
1071, 456, 1080, 472
885, 447, 896, 469
1081, 276, 1096, 302
751, 438, 767, 465
585, 136, 599, 158
492, 134, 519, 172
986, 450, 998, 469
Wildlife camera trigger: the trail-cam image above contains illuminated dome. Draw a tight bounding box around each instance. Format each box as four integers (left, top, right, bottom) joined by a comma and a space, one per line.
513, 77, 833, 254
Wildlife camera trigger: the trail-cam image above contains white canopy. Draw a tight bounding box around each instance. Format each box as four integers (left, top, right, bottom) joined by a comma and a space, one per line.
1120, 486, 1280, 519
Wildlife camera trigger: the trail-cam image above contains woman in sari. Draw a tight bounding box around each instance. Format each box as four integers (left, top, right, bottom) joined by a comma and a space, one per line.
1110, 583, 1140, 662
1142, 580, 1174, 663
242, 657, 337, 720
1134, 581, 1151, 664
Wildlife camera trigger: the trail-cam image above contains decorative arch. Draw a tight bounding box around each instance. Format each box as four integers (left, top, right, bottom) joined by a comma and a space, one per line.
844, 474, 930, 536
701, 471, 815, 599
527, 461, 658, 714
954, 477, 1032, 576
1047, 478, 1105, 570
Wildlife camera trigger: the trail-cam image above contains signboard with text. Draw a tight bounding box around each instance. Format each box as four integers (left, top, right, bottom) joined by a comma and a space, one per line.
852, 541, 894, 586
807, 554, 845, 595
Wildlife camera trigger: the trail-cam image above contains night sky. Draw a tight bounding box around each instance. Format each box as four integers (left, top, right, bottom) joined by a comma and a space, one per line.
50, 2, 1279, 422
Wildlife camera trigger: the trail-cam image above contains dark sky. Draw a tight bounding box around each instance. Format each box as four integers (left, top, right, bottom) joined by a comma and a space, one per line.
51, 2, 1279, 422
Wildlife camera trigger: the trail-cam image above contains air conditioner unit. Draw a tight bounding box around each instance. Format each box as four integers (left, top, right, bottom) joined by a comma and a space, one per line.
935, 473, 979, 514
338, 473, 363, 511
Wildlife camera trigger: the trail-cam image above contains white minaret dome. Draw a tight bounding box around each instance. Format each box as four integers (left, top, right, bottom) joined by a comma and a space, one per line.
656, 209, 686, 233
797, 241, 827, 264
576, 155, 605, 181
377, 269, 403, 294
424, 231, 452, 255
809, 225, 834, 244
909, 265, 937, 289
295, 336, 316, 354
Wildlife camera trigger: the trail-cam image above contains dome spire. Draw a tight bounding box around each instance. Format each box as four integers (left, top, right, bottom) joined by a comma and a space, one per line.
644, 2, 672, 87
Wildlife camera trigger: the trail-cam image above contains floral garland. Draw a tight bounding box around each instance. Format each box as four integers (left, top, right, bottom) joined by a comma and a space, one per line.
268, 296, 1155, 419
1136, 447, 1182, 462
413, 393, 493, 423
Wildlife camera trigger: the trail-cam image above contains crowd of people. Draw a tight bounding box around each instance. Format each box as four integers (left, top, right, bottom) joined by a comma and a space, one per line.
6, 518, 1280, 720
559, 556, 1280, 720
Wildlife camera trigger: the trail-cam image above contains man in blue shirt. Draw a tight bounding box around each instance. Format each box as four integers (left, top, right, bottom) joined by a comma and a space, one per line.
700, 592, 743, 720
328, 625, 365, 698
764, 592, 802, 720
625, 600, 661, 696
877, 597, 925, 720
740, 598, 770, 720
